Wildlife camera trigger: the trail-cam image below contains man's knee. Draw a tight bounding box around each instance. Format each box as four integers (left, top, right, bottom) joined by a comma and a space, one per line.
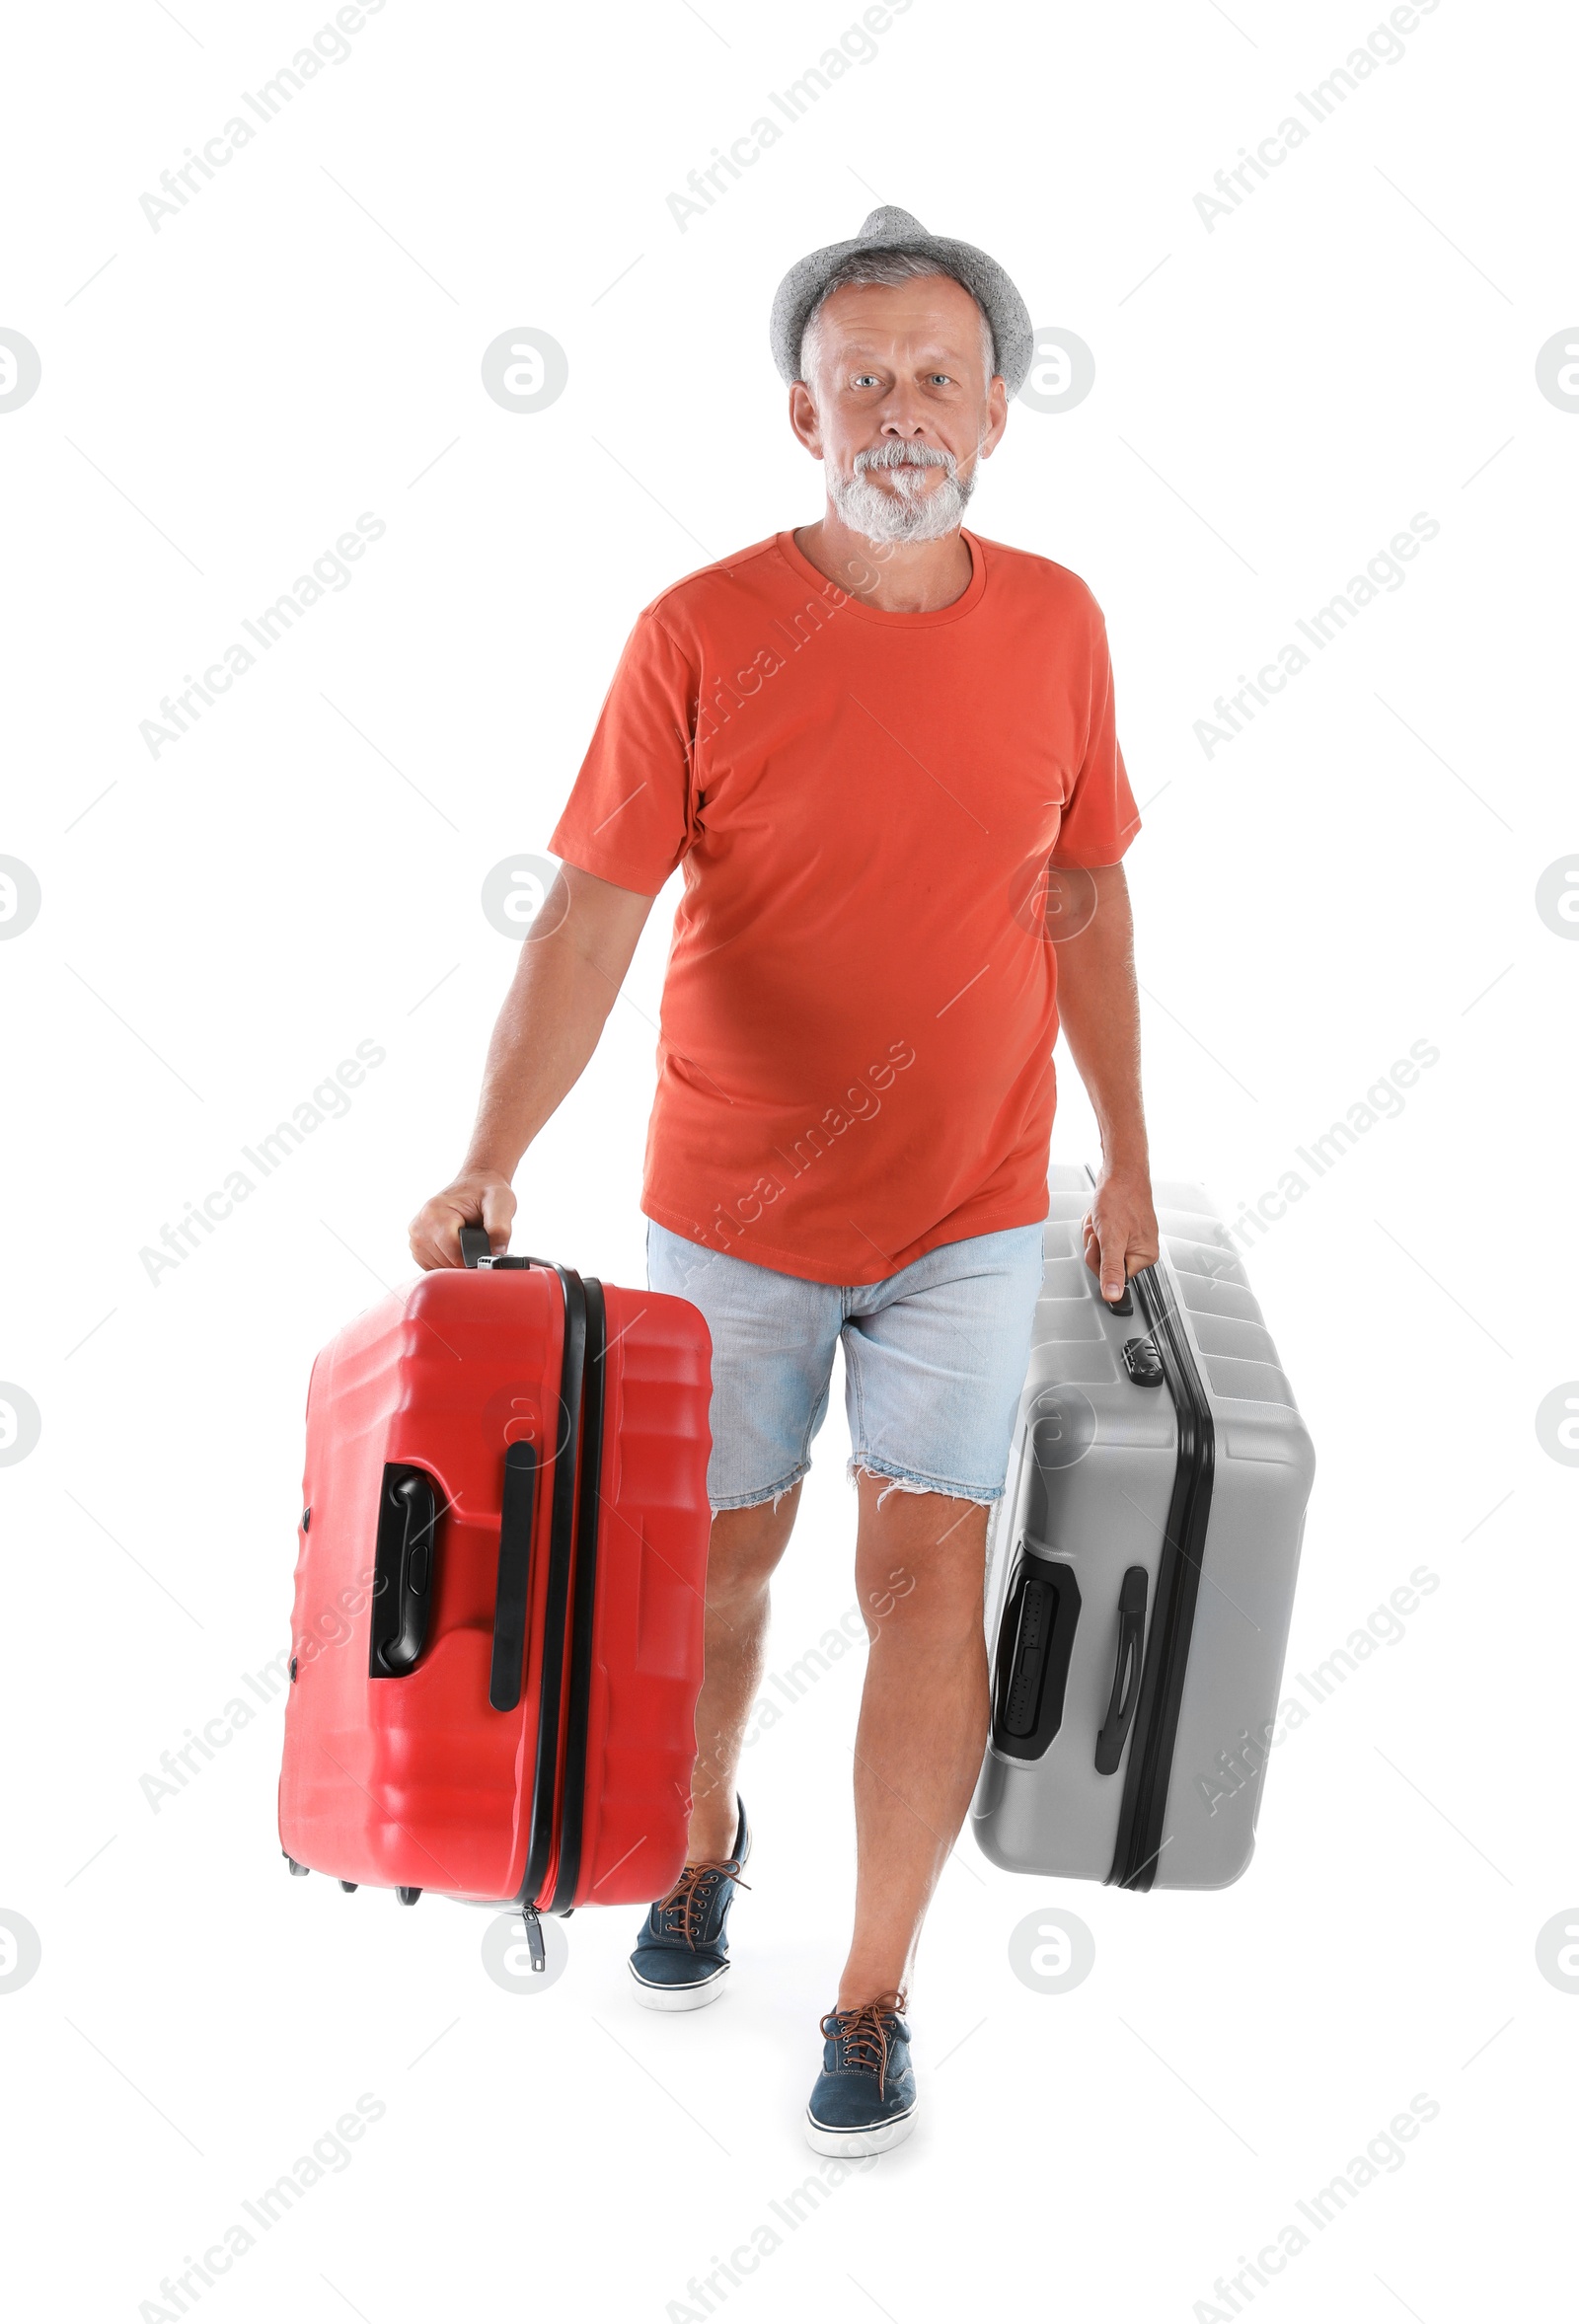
854, 1483, 989, 1628
705, 1484, 800, 1601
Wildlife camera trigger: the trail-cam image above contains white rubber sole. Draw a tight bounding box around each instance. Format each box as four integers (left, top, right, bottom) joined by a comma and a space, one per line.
803, 2102, 918, 2157
629, 1962, 731, 2012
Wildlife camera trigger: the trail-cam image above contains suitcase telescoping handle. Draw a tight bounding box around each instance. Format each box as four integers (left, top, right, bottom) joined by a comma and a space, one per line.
1094, 1565, 1148, 1775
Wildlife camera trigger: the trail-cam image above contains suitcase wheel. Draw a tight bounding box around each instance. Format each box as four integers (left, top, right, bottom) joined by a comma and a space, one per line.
284, 1855, 309, 1878
339, 1881, 358, 1893
395, 1887, 421, 1907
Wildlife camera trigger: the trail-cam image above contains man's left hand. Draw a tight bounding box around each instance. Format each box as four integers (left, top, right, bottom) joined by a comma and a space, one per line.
1082, 1165, 1160, 1303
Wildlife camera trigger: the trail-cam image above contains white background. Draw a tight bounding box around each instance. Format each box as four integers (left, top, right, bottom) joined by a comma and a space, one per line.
3, 1, 1575, 2317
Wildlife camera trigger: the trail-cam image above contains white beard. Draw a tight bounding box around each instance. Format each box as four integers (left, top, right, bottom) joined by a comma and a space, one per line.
828, 441, 977, 545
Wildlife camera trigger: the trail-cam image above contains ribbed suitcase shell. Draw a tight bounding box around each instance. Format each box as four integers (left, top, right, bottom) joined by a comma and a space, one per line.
277, 1263, 712, 1912
971, 1166, 1316, 1889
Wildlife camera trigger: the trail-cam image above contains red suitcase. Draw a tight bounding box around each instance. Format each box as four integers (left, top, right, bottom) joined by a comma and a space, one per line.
277, 1239, 713, 1965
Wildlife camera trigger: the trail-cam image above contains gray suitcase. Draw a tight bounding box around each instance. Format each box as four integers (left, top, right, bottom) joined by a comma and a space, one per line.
971, 1164, 1316, 1890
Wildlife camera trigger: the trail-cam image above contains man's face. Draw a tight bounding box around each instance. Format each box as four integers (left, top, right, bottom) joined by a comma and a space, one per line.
790, 275, 1009, 545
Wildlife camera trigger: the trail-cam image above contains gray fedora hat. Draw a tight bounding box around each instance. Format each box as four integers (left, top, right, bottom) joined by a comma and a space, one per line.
770, 204, 1034, 396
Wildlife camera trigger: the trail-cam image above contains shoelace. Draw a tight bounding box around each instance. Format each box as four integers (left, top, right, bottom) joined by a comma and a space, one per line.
819, 1990, 908, 2098
654, 1855, 750, 1950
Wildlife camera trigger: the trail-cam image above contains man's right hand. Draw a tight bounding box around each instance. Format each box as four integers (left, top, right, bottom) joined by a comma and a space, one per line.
408, 1172, 518, 1271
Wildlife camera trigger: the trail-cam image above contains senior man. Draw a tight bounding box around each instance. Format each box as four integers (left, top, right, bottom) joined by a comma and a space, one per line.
411, 207, 1159, 2154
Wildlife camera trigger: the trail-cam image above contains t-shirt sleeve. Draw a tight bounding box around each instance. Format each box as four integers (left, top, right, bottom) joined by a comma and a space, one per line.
1049, 605, 1142, 868
547, 612, 699, 896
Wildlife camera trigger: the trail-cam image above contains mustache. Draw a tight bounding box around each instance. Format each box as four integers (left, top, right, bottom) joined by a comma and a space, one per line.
852, 440, 958, 477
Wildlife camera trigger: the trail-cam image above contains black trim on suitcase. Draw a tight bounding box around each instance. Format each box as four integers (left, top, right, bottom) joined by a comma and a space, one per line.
546, 1278, 607, 1915
516, 1264, 587, 1912
1106, 1261, 1216, 1890
488, 1441, 539, 1712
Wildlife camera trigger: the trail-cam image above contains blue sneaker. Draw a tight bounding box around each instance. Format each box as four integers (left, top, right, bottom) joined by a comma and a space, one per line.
805, 1991, 918, 2155
628, 1798, 750, 2012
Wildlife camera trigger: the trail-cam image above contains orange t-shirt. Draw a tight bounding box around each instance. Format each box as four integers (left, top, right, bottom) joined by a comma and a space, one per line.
549, 528, 1140, 1286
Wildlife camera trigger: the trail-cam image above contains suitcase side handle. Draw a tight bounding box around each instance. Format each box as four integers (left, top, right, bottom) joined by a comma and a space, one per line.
990, 1547, 1082, 1762
368, 1466, 439, 1678
489, 1441, 539, 1712
1094, 1566, 1149, 1775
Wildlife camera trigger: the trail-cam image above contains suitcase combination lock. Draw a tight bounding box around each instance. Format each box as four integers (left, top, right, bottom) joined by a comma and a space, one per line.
1122, 1334, 1165, 1387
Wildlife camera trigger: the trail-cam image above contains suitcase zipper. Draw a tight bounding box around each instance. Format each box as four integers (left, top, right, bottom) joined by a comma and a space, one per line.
514, 1263, 588, 1915
1106, 1258, 1216, 1891
506, 1263, 609, 1922
546, 1278, 607, 1915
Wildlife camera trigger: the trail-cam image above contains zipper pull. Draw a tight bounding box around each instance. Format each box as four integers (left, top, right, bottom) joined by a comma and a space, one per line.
521, 1904, 546, 1973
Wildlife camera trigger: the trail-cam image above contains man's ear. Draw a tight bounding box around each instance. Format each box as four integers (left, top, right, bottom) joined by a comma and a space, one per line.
979, 375, 1010, 461
789, 380, 823, 460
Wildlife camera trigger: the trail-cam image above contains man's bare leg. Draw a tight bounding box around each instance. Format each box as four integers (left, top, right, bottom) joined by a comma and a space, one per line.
837, 1473, 991, 2007
684, 1485, 802, 1861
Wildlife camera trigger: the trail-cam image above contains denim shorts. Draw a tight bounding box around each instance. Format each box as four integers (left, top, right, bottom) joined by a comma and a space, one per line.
646, 1220, 1045, 1512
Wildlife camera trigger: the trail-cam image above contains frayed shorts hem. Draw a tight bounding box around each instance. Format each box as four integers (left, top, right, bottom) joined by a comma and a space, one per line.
708, 1462, 811, 1515
847, 1456, 1003, 1509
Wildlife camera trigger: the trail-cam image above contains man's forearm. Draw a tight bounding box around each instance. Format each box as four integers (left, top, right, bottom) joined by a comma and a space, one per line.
409, 864, 653, 1268
463, 863, 653, 1174
462, 930, 622, 1175
1054, 863, 1149, 1169
1052, 864, 1157, 1297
